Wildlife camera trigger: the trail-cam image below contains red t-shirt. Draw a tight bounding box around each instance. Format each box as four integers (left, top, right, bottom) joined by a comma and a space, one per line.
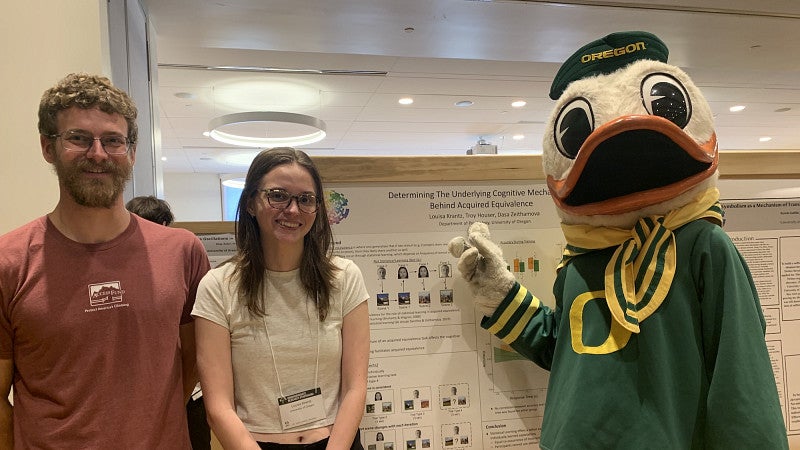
0, 215, 210, 449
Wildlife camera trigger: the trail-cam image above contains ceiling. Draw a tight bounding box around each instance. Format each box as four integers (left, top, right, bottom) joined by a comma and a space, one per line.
142, 0, 800, 175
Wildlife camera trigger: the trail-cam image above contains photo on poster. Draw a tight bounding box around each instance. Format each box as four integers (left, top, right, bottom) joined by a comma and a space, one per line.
398, 292, 411, 305
439, 384, 469, 408
401, 387, 432, 412
376, 293, 389, 306
398, 266, 409, 279
402, 426, 433, 449
441, 423, 471, 448
440, 289, 453, 305
418, 291, 430, 305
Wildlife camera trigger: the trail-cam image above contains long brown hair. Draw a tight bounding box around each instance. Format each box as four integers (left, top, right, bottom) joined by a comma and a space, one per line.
230, 147, 337, 320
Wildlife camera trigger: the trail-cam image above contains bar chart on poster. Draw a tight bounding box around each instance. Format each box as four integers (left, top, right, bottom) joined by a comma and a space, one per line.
181, 159, 800, 449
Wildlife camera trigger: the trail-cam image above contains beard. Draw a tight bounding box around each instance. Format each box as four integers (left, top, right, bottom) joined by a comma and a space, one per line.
53, 157, 132, 208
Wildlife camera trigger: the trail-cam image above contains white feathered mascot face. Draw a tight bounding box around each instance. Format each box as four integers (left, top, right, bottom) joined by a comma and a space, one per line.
542, 32, 719, 227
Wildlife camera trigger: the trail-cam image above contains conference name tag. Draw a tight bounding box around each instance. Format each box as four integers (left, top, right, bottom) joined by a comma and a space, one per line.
278, 387, 325, 429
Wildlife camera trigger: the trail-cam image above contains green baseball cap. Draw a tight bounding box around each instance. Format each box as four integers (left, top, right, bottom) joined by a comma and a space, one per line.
549, 31, 669, 100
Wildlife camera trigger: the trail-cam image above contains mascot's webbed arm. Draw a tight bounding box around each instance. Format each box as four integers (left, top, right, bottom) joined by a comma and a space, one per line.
691, 224, 787, 448
450, 222, 559, 370
481, 282, 559, 370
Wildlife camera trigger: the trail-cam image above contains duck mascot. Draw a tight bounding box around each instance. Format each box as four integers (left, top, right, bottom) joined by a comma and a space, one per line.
449, 31, 788, 449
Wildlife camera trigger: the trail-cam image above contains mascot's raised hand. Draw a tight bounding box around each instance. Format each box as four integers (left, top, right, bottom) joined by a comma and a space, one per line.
448, 222, 516, 316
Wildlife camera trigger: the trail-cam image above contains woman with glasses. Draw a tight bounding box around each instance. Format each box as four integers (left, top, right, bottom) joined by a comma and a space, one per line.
193, 147, 369, 450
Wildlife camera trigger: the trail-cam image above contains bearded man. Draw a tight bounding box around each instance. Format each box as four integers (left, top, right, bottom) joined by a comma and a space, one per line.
0, 73, 210, 449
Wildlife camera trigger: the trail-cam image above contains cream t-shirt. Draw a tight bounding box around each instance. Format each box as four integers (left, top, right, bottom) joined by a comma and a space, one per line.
192, 256, 368, 433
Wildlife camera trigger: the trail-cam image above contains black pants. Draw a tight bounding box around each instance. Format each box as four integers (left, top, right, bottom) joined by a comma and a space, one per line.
258, 429, 363, 450
186, 396, 211, 450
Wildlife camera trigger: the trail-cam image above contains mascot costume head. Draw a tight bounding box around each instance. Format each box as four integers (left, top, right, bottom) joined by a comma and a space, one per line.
544, 30, 718, 227
449, 31, 788, 448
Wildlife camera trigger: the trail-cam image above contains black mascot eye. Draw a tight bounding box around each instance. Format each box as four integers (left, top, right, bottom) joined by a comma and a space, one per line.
641, 73, 692, 128
554, 97, 594, 159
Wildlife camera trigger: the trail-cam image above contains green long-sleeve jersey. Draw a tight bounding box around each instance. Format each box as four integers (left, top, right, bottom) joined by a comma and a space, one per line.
482, 219, 788, 449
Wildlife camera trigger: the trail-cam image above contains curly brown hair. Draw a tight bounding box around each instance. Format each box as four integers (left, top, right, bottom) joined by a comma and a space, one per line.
38, 73, 138, 145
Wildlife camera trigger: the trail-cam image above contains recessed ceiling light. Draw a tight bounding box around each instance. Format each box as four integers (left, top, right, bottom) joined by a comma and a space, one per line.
174, 92, 194, 99
729, 105, 746, 112
161, 156, 167, 161
759, 137, 772, 142
455, 100, 473, 107
775, 107, 792, 113
511, 100, 527, 108
512, 134, 525, 140
404, 27, 415, 33
398, 97, 414, 105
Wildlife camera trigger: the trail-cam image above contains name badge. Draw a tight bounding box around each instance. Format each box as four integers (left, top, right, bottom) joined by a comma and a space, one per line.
278, 387, 326, 429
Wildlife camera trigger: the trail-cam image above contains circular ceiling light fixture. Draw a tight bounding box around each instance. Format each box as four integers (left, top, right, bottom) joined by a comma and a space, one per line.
207, 111, 327, 147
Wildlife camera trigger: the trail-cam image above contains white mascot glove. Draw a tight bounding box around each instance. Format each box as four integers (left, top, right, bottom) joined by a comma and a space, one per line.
448, 222, 516, 317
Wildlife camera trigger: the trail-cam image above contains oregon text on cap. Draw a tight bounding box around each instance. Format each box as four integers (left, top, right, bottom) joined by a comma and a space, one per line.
581, 41, 647, 63
549, 31, 669, 100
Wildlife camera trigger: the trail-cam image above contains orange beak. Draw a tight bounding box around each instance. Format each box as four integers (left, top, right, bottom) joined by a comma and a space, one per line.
547, 115, 718, 216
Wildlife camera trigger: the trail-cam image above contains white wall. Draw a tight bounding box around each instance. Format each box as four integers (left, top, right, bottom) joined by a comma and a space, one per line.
0, 0, 109, 234
164, 172, 224, 222
718, 179, 800, 200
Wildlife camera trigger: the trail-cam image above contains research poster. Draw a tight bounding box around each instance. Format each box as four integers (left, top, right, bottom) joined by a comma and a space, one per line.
195, 180, 800, 449
720, 197, 800, 448
327, 181, 560, 449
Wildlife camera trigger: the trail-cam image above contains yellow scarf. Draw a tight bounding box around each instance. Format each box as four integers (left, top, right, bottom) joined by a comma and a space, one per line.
559, 188, 723, 333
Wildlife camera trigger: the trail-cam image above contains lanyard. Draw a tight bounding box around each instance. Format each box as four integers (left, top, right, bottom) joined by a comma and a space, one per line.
262, 302, 321, 398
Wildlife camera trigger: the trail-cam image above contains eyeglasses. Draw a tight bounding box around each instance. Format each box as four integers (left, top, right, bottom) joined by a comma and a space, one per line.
48, 130, 133, 155
260, 188, 319, 214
